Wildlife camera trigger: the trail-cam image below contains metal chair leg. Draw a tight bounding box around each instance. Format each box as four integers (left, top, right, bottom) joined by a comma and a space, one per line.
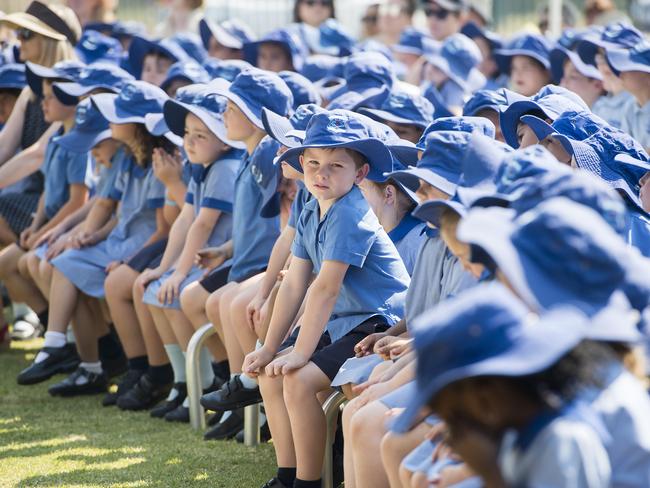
244, 403, 260, 446
321, 391, 347, 488
186, 323, 216, 430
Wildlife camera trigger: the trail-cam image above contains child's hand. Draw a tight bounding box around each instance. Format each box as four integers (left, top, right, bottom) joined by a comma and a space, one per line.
153, 148, 183, 186
195, 246, 228, 273
374, 335, 402, 359
354, 332, 388, 357
156, 271, 185, 305
105, 260, 122, 273
45, 236, 68, 260
243, 347, 275, 377
265, 350, 308, 377
36, 226, 60, 247
246, 293, 267, 331
136, 267, 164, 293
387, 339, 412, 360
25, 230, 41, 250
19, 227, 34, 249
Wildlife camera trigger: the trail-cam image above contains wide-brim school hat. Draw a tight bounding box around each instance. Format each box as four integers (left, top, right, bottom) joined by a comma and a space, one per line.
91, 81, 169, 126
164, 98, 246, 150
457, 197, 628, 315
25, 60, 84, 97
460, 21, 503, 52
199, 18, 255, 50
519, 114, 557, 142
56, 99, 112, 152
277, 110, 394, 182
358, 91, 435, 130
576, 22, 644, 66
144, 113, 183, 147
92, 93, 143, 124
606, 44, 650, 76
494, 34, 552, 75
127, 36, 189, 79
243, 29, 306, 72
160, 61, 210, 93
52, 63, 135, 106
588, 292, 642, 344
392, 286, 587, 433
550, 46, 602, 83
209, 69, 293, 132
0, 1, 80, 44
412, 198, 466, 228
615, 153, 650, 173
0, 63, 26, 90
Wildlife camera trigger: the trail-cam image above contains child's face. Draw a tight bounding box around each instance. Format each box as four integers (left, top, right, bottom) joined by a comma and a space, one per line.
516, 121, 539, 148
257, 43, 293, 73
297, 0, 333, 27
208, 37, 243, 60
560, 60, 602, 107
475, 108, 503, 142
441, 225, 485, 278
595, 51, 623, 94
110, 122, 138, 145
473, 37, 498, 78
540, 136, 572, 165
395, 51, 421, 69
224, 100, 257, 142
639, 172, 650, 213
141, 54, 173, 87
384, 120, 423, 144
619, 71, 650, 100
184, 113, 224, 165
510, 55, 550, 96
165, 78, 191, 98
416, 180, 448, 202
41, 82, 75, 123
0, 91, 19, 125
300, 147, 368, 202
91, 138, 120, 167
280, 160, 304, 181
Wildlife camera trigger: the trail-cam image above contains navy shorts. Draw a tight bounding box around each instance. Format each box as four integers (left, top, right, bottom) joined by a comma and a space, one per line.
126, 239, 168, 272
199, 266, 264, 293
280, 316, 389, 381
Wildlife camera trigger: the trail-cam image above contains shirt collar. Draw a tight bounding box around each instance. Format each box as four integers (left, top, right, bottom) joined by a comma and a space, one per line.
388, 213, 421, 244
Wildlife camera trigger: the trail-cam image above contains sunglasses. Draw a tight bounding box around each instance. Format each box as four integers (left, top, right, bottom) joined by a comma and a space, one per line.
424, 7, 451, 19
301, 0, 333, 6
16, 28, 35, 41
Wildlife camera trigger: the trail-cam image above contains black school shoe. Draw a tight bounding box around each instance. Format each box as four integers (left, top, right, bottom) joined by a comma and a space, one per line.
164, 403, 189, 423
149, 382, 186, 418
200, 375, 262, 412
17, 344, 80, 385
203, 408, 244, 441
116, 374, 171, 411
235, 418, 271, 443
260, 478, 290, 488
103, 369, 145, 407
48, 366, 108, 397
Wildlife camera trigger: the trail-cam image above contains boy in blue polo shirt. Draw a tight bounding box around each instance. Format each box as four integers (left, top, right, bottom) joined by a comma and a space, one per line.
243, 110, 410, 488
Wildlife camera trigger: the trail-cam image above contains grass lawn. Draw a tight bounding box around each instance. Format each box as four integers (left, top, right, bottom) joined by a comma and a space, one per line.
0, 339, 277, 487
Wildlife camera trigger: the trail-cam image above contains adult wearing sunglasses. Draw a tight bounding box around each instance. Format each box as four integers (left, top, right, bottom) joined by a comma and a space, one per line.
0, 1, 81, 243
423, 0, 467, 41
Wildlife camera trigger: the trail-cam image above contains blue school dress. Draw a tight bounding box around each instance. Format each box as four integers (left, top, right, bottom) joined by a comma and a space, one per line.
51, 152, 165, 298
142, 151, 242, 309
291, 185, 410, 343
229, 136, 281, 283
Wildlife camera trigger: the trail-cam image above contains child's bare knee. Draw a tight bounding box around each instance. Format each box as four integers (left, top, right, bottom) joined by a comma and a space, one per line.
399, 463, 414, 488
411, 470, 428, 488
205, 291, 220, 322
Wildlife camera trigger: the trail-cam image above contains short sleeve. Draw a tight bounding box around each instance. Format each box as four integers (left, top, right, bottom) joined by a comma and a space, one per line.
290, 212, 310, 260
287, 187, 310, 229
108, 158, 130, 201
95, 161, 121, 199
146, 174, 166, 209
185, 179, 196, 206
200, 160, 237, 213
322, 206, 376, 267
67, 152, 90, 186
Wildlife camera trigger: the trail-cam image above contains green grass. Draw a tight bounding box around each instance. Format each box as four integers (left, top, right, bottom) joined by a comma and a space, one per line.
0, 339, 277, 487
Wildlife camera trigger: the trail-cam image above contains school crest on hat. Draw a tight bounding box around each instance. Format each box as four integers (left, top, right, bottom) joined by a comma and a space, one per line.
120, 83, 139, 102
327, 115, 348, 133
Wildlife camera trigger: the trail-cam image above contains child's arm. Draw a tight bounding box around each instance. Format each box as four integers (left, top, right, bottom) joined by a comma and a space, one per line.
20, 194, 46, 249
0, 123, 60, 187
35, 196, 99, 247
153, 148, 186, 206
28, 183, 88, 247
246, 225, 296, 329
142, 206, 172, 248
266, 259, 349, 377
243, 255, 314, 376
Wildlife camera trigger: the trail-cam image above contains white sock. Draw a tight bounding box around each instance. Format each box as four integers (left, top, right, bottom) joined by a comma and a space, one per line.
182, 396, 190, 408
35, 331, 66, 363
76, 361, 102, 385
166, 385, 180, 402
259, 411, 267, 425
220, 410, 232, 422
230, 373, 237, 380
239, 373, 258, 389
164, 344, 186, 383
66, 326, 75, 344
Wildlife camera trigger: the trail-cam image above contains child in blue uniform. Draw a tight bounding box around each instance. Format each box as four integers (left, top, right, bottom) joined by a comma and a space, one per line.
243, 110, 410, 488
27, 81, 170, 397
494, 33, 552, 96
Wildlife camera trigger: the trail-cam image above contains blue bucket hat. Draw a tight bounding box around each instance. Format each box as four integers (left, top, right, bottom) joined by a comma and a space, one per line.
494, 33, 553, 74
615, 153, 650, 173
294, 19, 355, 57
300, 54, 344, 83
0, 63, 26, 90
253, 137, 284, 218
127, 36, 190, 79
519, 109, 606, 145
109, 20, 146, 40
393, 282, 587, 433
416, 117, 496, 151
210, 68, 293, 131
278, 70, 322, 110
75, 29, 123, 65
412, 133, 511, 227
500, 85, 589, 148
25, 60, 84, 97
588, 292, 643, 344
460, 21, 503, 52
160, 60, 210, 93
52, 62, 134, 106
243, 28, 308, 72
277, 109, 395, 182
55, 98, 112, 153
462, 88, 523, 116
91, 80, 169, 125
261, 103, 327, 148
576, 22, 644, 66
425, 33, 485, 91
170, 33, 208, 64
393, 27, 431, 56
458, 197, 630, 314
199, 18, 256, 51
83, 22, 115, 35
202, 59, 252, 82
549, 29, 603, 83
164, 89, 245, 150
326, 51, 394, 111
358, 90, 434, 129
606, 41, 650, 76
390, 131, 472, 195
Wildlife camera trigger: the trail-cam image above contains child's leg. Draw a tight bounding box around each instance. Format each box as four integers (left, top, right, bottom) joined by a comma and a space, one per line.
71, 295, 109, 363
349, 401, 392, 488
180, 281, 228, 361
205, 282, 239, 371
133, 280, 170, 367
216, 283, 244, 374
26, 252, 49, 299
382, 426, 430, 488
0, 216, 17, 246
37, 259, 54, 300
46, 268, 81, 334
0, 244, 47, 314
283, 362, 333, 482
230, 276, 265, 357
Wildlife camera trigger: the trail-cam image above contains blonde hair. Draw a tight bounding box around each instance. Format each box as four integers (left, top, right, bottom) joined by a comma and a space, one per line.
128, 124, 154, 167
33, 34, 78, 67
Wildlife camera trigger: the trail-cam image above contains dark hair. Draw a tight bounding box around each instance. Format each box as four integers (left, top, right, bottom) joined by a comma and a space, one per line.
0, 88, 22, 98
377, 178, 417, 215
293, 0, 336, 23
128, 123, 176, 167
511, 55, 549, 76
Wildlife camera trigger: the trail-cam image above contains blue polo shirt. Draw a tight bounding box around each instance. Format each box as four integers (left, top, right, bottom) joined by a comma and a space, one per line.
388, 213, 426, 276
229, 137, 281, 282
291, 185, 410, 342
287, 180, 312, 229
94, 146, 125, 199
41, 129, 89, 219
185, 150, 242, 248
624, 209, 650, 258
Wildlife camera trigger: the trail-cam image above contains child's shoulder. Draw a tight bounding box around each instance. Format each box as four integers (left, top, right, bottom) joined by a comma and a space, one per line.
251, 136, 280, 162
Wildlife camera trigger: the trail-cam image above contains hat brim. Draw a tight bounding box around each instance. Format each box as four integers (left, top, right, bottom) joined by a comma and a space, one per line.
615, 153, 650, 172
426, 53, 472, 91
387, 141, 419, 167
0, 12, 67, 42
390, 167, 456, 196
500, 100, 547, 148
393, 307, 586, 433
327, 85, 390, 112
412, 199, 465, 227
128, 37, 181, 79
520, 114, 557, 142
261, 108, 296, 148
357, 107, 429, 129
210, 77, 265, 131
91, 93, 145, 124
25, 62, 63, 97
588, 292, 642, 343
494, 48, 550, 75
278, 138, 394, 183
606, 48, 650, 76
56, 128, 112, 153
144, 113, 183, 147
550, 47, 602, 84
